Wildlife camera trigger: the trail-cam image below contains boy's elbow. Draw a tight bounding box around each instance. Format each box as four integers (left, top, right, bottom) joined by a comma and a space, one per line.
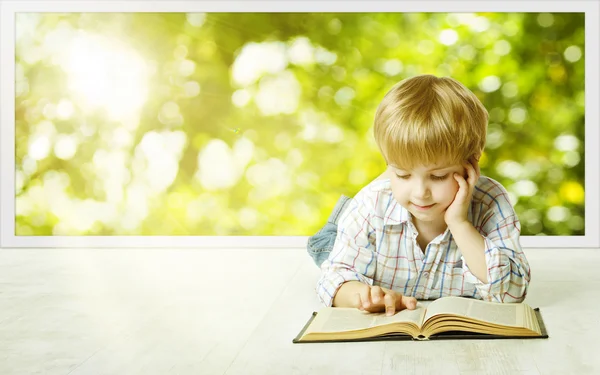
510, 262, 531, 302
505, 276, 530, 303
487, 286, 528, 303
487, 265, 530, 303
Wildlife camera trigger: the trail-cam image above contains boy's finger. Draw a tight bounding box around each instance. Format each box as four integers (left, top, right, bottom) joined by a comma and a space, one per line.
384, 292, 396, 316
359, 286, 372, 309
461, 164, 476, 190
370, 285, 384, 304
454, 174, 467, 199
354, 293, 364, 310
396, 294, 418, 311
463, 161, 474, 177
467, 166, 477, 186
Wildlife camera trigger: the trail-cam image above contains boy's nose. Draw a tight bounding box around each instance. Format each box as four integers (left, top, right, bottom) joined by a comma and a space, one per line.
412, 183, 431, 200
412, 193, 431, 201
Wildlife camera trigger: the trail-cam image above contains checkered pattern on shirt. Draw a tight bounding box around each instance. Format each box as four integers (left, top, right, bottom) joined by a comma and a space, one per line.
316, 176, 531, 307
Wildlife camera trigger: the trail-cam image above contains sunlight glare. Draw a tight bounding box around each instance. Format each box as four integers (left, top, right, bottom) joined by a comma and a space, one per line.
65, 32, 149, 122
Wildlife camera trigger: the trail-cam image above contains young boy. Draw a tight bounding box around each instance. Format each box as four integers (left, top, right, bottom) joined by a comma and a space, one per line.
307, 74, 531, 317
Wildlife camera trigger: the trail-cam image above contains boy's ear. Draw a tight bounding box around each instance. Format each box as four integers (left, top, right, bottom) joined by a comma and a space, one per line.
472, 153, 481, 162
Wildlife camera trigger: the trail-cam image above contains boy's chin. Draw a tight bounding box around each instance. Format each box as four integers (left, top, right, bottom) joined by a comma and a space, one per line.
409, 207, 448, 222
409, 210, 438, 221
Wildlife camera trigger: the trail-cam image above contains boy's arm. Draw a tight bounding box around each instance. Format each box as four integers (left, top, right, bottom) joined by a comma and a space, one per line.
332, 281, 369, 307
460, 213, 530, 303
446, 162, 530, 303
315, 197, 378, 307
447, 221, 487, 282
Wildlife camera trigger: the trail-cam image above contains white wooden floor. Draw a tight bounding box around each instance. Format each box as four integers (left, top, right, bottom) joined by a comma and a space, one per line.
1, 247, 600, 375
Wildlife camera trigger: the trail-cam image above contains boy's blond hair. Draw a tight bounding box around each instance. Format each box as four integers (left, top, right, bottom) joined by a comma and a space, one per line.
373, 74, 488, 170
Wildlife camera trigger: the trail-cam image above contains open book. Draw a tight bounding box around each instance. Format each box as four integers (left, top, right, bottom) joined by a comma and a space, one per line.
294, 296, 548, 342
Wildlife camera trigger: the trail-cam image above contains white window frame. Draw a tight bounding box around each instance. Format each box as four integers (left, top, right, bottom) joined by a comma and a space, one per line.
1, 0, 598, 248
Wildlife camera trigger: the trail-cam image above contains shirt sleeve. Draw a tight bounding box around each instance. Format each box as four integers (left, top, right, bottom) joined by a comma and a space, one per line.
315, 196, 378, 307
462, 213, 531, 303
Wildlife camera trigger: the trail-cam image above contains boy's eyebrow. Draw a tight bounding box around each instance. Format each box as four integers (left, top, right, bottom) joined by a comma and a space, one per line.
390, 164, 453, 172
427, 166, 453, 172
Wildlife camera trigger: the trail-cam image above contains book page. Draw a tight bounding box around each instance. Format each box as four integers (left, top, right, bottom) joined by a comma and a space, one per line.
307, 305, 426, 334
306, 308, 377, 334
371, 304, 427, 328
424, 297, 524, 327
466, 299, 523, 327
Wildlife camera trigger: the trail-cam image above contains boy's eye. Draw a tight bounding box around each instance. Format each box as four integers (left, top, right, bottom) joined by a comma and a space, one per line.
431, 174, 449, 181
396, 174, 410, 180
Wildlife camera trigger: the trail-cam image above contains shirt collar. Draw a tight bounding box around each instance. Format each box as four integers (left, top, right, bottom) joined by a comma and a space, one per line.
369, 179, 412, 226
383, 199, 411, 226
383, 196, 457, 244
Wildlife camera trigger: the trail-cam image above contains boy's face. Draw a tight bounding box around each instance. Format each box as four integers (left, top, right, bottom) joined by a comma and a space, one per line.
388, 162, 466, 224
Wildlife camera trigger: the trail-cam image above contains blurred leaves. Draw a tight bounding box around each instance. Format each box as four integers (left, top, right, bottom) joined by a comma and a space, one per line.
14, 12, 585, 236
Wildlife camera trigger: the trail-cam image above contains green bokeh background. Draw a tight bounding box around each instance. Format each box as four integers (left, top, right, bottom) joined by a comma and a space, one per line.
15, 12, 585, 236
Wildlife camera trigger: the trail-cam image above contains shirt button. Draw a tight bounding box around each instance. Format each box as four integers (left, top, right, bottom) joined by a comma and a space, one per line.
422, 272, 430, 279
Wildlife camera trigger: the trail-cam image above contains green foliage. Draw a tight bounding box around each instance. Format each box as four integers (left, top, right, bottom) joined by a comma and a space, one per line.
15, 12, 585, 236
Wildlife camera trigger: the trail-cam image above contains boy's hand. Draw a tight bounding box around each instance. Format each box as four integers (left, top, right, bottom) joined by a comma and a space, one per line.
354, 284, 417, 316
444, 155, 480, 227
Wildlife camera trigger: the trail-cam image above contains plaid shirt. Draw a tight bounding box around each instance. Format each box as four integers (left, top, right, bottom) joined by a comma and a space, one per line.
316, 176, 531, 307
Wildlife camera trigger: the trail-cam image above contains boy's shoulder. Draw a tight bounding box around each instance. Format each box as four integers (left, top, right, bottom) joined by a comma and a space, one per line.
349, 170, 394, 201
348, 175, 406, 224
362, 173, 394, 198
472, 175, 513, 207
470, 175, 518, 223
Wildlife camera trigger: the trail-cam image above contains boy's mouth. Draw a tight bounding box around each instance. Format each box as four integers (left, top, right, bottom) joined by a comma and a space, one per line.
412, 203, 436, 211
